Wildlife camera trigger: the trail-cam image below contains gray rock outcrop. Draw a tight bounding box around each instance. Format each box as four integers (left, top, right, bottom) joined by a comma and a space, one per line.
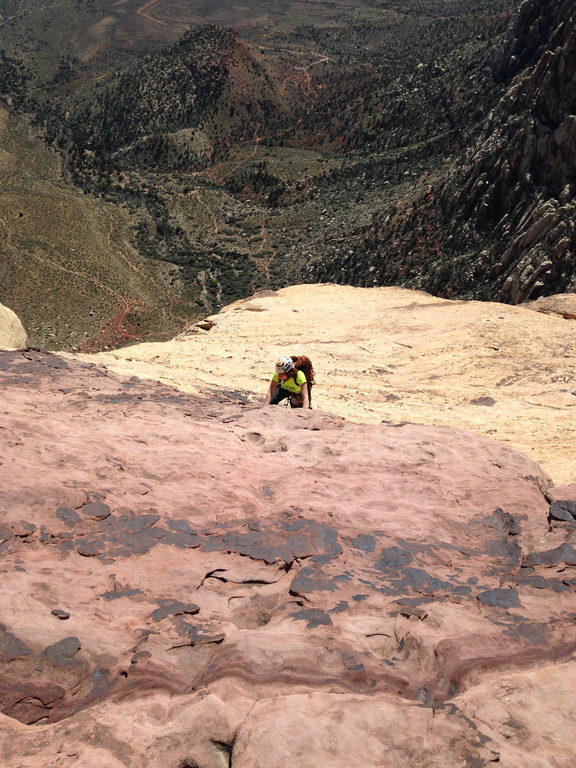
301, 0, 575, 304
442, 0, 576, 302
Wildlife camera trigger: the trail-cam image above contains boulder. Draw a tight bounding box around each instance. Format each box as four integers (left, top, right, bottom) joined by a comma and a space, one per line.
0, 303, 27, 350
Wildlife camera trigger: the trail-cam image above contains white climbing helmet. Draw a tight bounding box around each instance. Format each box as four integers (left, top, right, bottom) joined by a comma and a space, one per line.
275, 357, 295, 374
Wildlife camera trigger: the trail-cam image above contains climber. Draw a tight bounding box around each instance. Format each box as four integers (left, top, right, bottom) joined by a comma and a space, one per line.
264, 356, 314, 409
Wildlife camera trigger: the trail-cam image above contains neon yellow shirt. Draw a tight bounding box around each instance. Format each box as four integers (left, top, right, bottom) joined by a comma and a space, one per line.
273, 370, 307, 393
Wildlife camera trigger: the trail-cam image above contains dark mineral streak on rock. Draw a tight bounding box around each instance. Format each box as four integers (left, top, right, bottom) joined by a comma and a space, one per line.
549, 501, 576, 521
503, 622, 549, 645
470, 397, 496, 406
41, 637, 82, 666
517, 575, 568, 592
394, 568, 453, 595
0, 630, 33, 661
131, 651, 151, 663
523, 544, 576, 567
477, 588, 520, 609
477, 508, 521, 536
290, 566, 340, 594
375, 546, 413, 570
349, 534, 376, 553
173, 618, 225, 646
77, 539, 105, 557
291, 609, 333, 628
57, 506, 81, 526
202, 519, 342, 564
167, 519, 197, 534
81, 501, 111, 520
150, 600, 200, 622
161, 531, 202, 549
100, 588, 142, 600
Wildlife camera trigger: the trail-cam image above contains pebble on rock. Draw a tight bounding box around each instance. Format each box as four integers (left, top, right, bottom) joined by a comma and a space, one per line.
51, 609, 70, 620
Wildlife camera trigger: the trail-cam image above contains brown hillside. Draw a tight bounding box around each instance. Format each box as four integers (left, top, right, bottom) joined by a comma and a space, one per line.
0, 108, 196, 350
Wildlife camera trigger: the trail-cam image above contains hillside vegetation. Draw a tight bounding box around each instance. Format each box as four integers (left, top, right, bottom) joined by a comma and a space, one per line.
1, 0, 573, 349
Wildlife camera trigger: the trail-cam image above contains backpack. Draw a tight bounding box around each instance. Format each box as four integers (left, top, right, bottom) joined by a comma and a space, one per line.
290, 356, 315, 404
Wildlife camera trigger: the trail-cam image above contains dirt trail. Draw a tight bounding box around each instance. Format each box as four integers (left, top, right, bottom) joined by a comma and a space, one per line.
136, 0, 169, 26
79, 300, 144, 351
0, 217, 15, 252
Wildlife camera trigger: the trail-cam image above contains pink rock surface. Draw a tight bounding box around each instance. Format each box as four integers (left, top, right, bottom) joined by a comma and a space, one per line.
0, 349, 575, 767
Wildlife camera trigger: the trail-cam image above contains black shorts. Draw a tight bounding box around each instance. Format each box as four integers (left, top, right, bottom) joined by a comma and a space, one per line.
270, 385, 312, 408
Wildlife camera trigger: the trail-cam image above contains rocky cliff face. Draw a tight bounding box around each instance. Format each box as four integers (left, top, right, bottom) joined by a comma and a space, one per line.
446, 0, 576, 302
302, 0, 575, 304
